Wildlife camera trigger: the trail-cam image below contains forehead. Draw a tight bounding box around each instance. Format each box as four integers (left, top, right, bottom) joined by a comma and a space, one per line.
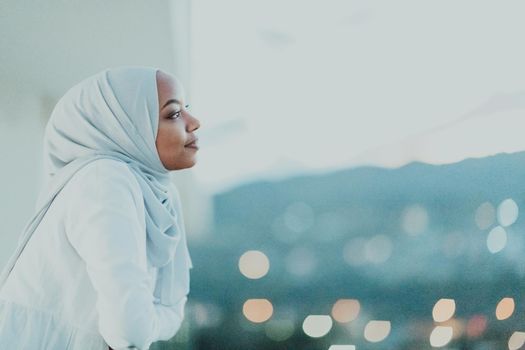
156, 70, 185, 103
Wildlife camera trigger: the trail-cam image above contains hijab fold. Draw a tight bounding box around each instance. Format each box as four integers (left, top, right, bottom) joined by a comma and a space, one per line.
0, 66, 193, 307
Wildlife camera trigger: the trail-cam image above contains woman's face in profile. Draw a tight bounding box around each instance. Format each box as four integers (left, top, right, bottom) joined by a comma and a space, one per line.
155, 70, 201, 171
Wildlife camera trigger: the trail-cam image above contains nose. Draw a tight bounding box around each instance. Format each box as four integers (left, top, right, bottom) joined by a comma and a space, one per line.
187, 113, 200, 132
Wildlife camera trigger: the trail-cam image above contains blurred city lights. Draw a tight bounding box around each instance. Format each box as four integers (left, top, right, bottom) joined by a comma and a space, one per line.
302, 315, 333, 338
429, 326, 453, 347
497, 198, 519, 227
402, 204, 429, 235
191, 301, 223, 328
239, 250, 270, 279
487, 226, 507, 253
364, 234, 393, 264
284, 201, 315, 233
314, 211, 348, 242
264, 319, 295, 341
343, 237, 367, 266
466, 315, 487, 338
442, 231, 466, 258
475, 202, 496, 230
243, 299, 273, 323
331, 299, 361, 323
285, 246, 317, 277
442, 318, 465, 339
432, 299, 456, 322
496, 297, 515, 320
364, 320, 391, 342
508, 331, 525, 350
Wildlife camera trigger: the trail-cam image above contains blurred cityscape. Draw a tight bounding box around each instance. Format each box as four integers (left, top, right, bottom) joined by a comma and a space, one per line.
155, 151, 525, 350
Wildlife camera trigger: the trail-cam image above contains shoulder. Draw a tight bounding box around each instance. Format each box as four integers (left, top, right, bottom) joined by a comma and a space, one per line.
66, 158, 144, 207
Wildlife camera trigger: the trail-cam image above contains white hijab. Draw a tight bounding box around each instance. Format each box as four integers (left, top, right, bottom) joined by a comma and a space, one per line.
0, 66, 193, 307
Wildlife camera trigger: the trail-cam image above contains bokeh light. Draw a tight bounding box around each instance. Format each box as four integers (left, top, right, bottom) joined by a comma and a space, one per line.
328, 346, 356, 350
243, 299, 273, 323
466, 315, 487, 338
442, 231, 466, 258
331, 299, 361, 323
364, 234, 393, 264
475, 202, 496, 230
364, 320, 391, 342
429, 326, 453, 347
496, 297, 515, 320
442, 318, 465, 339
508, 331, 525, 350
402, 204, 429, 235
343, 237, 367, 266
284, 201, 315, 233
302, 315, 333, 338
239, 250, 270, 279
285, 246, 317, 277
486, 226, 507, 253
314, 211, 348, 242
432, 299, 456, 322
264, 319, 295, 341
192, 301, 223, 328
497, 198, 519, 227
271, 216, 302, 244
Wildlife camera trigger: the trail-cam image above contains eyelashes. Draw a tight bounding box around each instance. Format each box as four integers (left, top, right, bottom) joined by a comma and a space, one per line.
168, 111, 182, 119
167, 105, 190, 120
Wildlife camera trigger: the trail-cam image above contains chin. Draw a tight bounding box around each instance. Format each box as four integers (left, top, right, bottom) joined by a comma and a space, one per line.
169, 159, 197, 171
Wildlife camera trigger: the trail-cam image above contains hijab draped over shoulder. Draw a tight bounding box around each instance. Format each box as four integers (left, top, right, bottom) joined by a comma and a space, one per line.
0, 66, 193, 307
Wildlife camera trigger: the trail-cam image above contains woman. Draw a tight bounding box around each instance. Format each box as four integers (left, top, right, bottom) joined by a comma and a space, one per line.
0, 66, 201, 349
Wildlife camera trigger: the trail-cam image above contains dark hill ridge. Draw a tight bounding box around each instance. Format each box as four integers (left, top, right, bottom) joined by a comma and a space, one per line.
216, 151, 525, 217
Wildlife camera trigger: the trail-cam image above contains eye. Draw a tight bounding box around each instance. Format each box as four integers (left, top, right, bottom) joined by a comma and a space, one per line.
168, 110, 182, 119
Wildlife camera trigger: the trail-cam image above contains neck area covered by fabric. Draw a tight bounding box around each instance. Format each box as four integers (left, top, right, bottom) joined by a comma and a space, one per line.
0, 66, 193, 307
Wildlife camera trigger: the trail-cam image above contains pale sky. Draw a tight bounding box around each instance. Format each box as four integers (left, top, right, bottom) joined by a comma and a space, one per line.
188, 0, 525, 193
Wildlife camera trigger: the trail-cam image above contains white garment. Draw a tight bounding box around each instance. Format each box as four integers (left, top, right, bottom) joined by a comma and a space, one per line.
0, 66, 195, 349
0, 158, 192, 349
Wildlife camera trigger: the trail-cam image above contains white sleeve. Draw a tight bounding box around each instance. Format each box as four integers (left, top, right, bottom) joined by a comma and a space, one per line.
64, 160, 184, 350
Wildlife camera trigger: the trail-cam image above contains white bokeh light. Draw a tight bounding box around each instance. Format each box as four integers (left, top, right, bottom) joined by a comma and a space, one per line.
430, 326, 453, 347
239, 250, 270, 279
509, 331, 525, 350
475, 202, 496, 230
364, 320, 391, 342
364, 234, 393, 264
486, 226, 507, 253
497, 198, 519, 227
302, 315, 333, 338
402, 205, 429, 235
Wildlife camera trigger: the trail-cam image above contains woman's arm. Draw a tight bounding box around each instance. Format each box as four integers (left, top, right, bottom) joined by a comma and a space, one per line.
65, 160, 184, 350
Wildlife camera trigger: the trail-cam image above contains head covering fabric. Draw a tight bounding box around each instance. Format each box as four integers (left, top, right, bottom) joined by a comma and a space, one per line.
0, 66, 193, 307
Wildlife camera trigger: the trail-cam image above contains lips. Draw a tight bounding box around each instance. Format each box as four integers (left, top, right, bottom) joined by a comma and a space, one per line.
185, 137, 199, 149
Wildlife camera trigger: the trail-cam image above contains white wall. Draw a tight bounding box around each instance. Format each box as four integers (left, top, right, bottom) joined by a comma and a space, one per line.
0, 89, 47, 263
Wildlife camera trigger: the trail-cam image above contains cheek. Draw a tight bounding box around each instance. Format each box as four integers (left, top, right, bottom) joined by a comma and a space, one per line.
156, 128, 187, 166
158, 124, 185, 148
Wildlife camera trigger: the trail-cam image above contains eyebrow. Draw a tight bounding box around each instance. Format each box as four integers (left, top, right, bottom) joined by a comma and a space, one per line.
162, 99, 189, 110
